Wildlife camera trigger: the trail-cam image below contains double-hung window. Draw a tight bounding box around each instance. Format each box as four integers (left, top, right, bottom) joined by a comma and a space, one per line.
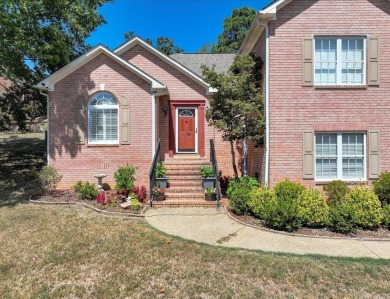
88, 92, 119, 144
315, 37, 366, 85
315, 133, 366, 181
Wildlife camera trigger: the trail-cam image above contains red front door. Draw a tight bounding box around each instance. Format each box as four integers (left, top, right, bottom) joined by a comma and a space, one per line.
178, 109, 195, 151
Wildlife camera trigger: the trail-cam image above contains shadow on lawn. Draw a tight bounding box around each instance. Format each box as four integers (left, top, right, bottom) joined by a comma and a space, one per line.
0, 133, 45, 205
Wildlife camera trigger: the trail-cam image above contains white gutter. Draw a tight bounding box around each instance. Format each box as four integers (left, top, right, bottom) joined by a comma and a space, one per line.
39, 89, 50, 165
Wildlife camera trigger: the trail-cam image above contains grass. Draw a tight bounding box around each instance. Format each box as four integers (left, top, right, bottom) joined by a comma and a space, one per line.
0, 133, 390, 298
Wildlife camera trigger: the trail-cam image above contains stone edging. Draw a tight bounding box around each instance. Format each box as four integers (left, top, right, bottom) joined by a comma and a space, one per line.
29, 194, 146, 218
223, 206, 390, 242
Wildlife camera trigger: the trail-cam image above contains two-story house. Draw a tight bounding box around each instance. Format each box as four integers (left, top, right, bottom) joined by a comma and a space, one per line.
240, 0, 388, 187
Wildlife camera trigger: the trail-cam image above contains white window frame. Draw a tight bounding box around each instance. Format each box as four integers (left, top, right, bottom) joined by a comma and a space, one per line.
314, 37, 366, 86
88, 93, 119, 145
315, 132, 367, 182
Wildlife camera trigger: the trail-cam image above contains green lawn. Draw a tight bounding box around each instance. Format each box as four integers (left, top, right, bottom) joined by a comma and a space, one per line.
0, 133, 389, 298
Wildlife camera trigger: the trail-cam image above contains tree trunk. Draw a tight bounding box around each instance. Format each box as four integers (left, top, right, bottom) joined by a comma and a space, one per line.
230, 140, 239, 178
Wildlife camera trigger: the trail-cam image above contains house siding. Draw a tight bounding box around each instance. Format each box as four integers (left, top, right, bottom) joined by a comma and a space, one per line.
262, 0, 390, 187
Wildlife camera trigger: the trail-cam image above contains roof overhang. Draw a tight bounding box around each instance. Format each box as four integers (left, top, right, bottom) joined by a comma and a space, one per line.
114, 37, 217, 94
35, 45, 166, 92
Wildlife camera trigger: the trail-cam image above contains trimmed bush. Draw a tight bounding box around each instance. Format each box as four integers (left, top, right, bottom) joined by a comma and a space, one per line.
114, 164, 137, 193
229, 187, 251, 215
37, 166, 63, 195
227, 176, 260, 198
248, 187, 276, 219
297, 188, 329, 227
346, 187, 383, 229
274, 179, 305, 202
383, 204, 390, 229
323, 180, 349, 204
373, 172, 390, 204
328, 201, 355, 234
73, 181, 98, 200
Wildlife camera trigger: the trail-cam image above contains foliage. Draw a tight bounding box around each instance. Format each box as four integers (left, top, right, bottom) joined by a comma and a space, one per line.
204, 187, 216, 195
227, 176, 259, 197
152, 186, 165, 196
114, 164, 137, 193
96, 192, 106, 205
200, 166, 215, 178
229, 186, 252, 215
202, 54, 264, 177
262, 193, 302, 232
373, 172, 390, 204
345, 187, 383, 229
328, 201, 355, 233
274, 179, 305, 203
248, 187, 276, 220
383, 204, 390, 229
0, 0, 110, 129
297, 188, 329, 227
130, 198, 142, 212
73, 181, 98, 200
323, 180, 349, 204
154, 162, 167, 178
212, 6, 256, 53
37, 166, 62, 195
123, 31, 183, 55
132, 186, 147, 203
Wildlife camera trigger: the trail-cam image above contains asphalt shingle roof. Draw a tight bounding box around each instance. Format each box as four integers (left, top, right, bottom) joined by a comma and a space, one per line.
170, 53, 236, 77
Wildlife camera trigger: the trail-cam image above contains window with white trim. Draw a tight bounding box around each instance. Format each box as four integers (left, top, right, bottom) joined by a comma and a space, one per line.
315, 132, 366, 181
88, 92, 119, 144
315, 37, 366, 85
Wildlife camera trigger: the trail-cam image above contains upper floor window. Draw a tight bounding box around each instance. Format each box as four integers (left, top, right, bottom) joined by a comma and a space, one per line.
88, 92, 119, 144
315, 37, 366, 85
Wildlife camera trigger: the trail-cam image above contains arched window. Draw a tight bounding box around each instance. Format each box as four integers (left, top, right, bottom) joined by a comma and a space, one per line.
179, 109, 194, 117
88, 92, 119, 144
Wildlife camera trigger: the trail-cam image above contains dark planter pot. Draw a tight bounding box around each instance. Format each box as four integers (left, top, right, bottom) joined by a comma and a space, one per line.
202, 177, 216, 189
155, 177, 168, 189
153, 194, 165, 201
205, 194, 216, 201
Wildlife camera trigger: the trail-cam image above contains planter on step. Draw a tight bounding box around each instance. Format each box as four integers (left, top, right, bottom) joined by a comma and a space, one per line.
155, 177, 168, 189
202, 177, 216, 189
153, 194, 165, 201
205, 193, 216, 201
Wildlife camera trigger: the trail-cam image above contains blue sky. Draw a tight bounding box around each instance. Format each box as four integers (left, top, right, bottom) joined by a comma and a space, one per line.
86, 0, 271, 52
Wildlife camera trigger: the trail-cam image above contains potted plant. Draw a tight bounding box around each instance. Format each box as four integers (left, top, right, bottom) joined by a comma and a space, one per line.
152, 186, 165, 201
200, 166, 215, 188
205, 187, 217, 201
155, 162, 168, 188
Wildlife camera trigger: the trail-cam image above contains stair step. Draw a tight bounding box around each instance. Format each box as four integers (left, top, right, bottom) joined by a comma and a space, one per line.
151, 200, 218, 207
168, 181, 203, 187
164, 164, 208, 171
166, 169, 201, 176
167, 175, 202, 180
165, 193, 205, 200
164, 160, 211, 165
166, 187, 204, 193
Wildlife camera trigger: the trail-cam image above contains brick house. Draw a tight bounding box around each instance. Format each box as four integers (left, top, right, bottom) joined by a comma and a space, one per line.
240, 0, 389, 187
35, 37, 262, 203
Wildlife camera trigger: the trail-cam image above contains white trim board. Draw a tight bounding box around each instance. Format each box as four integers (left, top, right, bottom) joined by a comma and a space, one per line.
114, 37, 217, 95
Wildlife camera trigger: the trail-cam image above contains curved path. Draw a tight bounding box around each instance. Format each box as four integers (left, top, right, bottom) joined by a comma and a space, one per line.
145, 207, 390, 259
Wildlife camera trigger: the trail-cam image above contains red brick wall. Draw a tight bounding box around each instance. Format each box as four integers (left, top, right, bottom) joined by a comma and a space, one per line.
258, 0, 390, 187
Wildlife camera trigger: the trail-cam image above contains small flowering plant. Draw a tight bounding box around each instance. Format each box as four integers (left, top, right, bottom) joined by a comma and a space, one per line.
152, 186, 165, 196
205, 187, 216, 195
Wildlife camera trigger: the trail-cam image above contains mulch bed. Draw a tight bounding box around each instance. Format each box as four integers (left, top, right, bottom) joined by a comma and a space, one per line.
228, 210, 390, 240
31, 190, 145, 215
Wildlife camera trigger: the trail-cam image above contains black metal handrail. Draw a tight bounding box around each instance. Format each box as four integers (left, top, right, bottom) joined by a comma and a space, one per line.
149, 139, 161, 207
210, 139, 220, 207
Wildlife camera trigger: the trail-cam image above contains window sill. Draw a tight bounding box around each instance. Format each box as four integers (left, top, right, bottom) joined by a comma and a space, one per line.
314, 85, 367, 90
87, 144, 120, 147
315, 180, 368, 186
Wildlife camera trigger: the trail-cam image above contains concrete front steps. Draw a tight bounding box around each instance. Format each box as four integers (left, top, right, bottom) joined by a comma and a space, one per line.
151, 155, 218, 207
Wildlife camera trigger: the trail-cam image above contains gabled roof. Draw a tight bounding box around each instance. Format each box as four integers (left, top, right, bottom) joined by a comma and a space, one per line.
114, 37, 217, 94
36, 44, 166, 92
170, 53, 236, 77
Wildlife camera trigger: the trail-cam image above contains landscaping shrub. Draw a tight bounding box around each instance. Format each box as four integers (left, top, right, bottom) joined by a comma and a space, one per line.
227, 176, 259, 197
200, 166, 214, 178
383, 204, 390, 229
73, 181, 98, 200
297, 188, 329, 227
373, 172, 390, 204
262, 194, 302, 232
328, 201, 355, 234
323, 180, 349, 204
37, 166, 63, 195
114, 164, 137, 194
133, 186, 147, 203
274, 179, 305, 202
248, 187, 276, 219
346, 187, 383, 229
229, 187, 252, 215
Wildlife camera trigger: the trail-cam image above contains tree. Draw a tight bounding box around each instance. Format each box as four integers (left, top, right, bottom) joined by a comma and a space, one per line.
202, 54, 264, 177
212, 6, 256, 54
122, 32, 184, 55
0, 0, 111, 130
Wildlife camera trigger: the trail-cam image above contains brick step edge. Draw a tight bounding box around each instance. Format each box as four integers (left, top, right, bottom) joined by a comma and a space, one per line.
167, 176, 202, 180
150, 200, 219, 207
163, 160, 211, 165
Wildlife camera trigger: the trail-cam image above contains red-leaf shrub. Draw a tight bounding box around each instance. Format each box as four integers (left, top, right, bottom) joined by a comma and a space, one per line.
133, 186, 147, 203
96, 192, 106, 204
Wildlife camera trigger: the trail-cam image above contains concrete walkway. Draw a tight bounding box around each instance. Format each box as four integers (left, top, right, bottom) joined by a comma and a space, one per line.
145, 207, 390, 259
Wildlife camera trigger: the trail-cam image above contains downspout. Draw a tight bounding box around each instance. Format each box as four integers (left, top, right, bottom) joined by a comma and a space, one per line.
39, 89, 50, 165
